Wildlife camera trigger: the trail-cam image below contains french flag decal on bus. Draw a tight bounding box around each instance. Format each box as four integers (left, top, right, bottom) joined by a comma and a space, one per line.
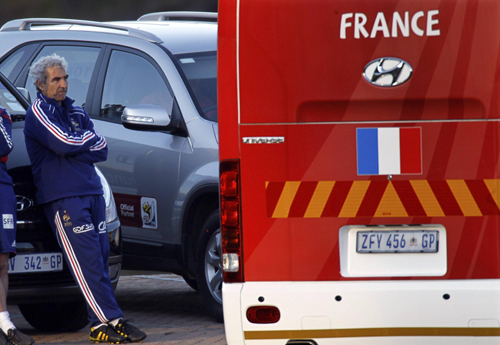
356, 127, 422, 175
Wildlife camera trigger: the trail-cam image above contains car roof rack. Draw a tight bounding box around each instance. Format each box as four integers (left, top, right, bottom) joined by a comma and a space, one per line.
138, 11, 218, 22
0, 18, 163, 44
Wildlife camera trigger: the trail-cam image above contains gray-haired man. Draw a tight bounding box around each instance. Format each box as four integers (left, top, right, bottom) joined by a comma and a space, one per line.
24, 54, 146, 344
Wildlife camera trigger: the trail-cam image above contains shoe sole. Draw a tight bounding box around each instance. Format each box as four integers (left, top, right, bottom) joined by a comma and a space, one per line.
126, 336, 147, 343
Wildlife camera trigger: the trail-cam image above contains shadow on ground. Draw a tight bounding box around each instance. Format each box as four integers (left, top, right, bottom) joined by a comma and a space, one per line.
10, 274, 227, 344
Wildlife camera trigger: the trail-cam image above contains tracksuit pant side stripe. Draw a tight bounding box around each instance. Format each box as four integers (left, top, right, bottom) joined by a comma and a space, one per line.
54, 211, 108, 324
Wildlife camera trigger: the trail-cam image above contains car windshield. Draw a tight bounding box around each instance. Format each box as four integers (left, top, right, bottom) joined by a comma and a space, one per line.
174, 51, 217, 122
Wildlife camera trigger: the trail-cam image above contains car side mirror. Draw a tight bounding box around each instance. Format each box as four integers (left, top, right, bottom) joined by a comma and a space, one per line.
121, 104, 171, 131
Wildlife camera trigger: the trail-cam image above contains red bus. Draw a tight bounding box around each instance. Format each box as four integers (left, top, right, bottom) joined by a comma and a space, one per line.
218, 0, 500, 344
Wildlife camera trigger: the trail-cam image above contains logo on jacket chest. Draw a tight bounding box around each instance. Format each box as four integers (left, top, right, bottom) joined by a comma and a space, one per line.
70, 118, 81, 132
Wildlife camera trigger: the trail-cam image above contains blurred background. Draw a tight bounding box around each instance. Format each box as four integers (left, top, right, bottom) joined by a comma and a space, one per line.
0, 0, 218, 25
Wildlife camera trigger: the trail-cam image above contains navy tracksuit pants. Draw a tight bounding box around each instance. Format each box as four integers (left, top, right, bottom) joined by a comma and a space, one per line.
44, 195, 122, 326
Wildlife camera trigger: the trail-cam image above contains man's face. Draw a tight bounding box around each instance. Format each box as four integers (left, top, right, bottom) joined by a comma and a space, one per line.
37, 66, 68, 104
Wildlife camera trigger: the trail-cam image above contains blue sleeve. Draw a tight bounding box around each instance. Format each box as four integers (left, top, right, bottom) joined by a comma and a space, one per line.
71, 106, 108, 164
0, 109, 13, 158
26, 100, 98, 156
79, 106, 95, 131
71, 134, 108, 164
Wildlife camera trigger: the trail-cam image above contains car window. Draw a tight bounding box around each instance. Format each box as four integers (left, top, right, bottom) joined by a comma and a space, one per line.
175, 52, 217, 122
0, 80, 26, 117
26, 46, 101, 108
100, 50, 174, 122
0, 49, 26, 81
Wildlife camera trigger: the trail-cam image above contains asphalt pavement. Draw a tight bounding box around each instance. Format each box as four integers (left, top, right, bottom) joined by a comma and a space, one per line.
9, 272, 228, 344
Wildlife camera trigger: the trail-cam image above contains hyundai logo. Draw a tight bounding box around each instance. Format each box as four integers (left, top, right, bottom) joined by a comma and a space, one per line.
16, 196, 33, 211
363, 57, 413, 87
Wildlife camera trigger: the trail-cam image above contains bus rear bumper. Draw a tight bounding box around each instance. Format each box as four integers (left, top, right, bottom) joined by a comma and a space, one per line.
223, 279, 500, 345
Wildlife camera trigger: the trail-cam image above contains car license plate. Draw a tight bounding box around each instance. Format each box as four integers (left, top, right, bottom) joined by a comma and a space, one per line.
8, 253, 63, 274
356, 230, 439, 253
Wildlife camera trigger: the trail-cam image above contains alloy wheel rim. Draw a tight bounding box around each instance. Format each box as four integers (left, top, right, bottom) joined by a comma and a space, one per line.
204, 229, 222, 304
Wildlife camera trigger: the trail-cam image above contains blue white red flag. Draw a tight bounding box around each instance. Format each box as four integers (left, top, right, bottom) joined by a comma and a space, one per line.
356, 127, 422, 175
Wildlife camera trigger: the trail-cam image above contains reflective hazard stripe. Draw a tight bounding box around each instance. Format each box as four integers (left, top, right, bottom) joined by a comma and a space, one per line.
245, 327, 500, 340
266, 180, 500, 218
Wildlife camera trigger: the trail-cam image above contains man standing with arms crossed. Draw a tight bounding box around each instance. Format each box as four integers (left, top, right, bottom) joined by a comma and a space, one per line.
0, 106, 34, 345
24, 54, 146, 344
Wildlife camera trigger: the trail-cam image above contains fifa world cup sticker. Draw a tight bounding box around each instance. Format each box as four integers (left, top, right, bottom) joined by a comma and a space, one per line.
141, 197, 158, 229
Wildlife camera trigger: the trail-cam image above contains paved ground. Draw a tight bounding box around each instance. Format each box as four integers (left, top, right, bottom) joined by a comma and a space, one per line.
9, 273, 228, 345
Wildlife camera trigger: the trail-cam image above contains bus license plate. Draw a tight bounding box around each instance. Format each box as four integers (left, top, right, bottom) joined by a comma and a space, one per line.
8, 253, 63, 273
356, 230, 439, 253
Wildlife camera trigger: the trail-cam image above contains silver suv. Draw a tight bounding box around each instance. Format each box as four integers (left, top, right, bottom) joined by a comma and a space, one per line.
0, 12, 221, 320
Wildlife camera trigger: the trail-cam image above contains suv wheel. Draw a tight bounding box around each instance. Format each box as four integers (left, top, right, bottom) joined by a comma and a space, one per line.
196, 209, 223, 322
19, 299, 89, 331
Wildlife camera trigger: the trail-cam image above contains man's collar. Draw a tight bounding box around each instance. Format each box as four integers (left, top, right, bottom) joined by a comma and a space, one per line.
37, 92, 75, 108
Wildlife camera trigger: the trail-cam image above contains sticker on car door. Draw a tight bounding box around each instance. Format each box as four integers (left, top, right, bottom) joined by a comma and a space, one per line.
114, 193, 158, 230
141, 197, 158, 229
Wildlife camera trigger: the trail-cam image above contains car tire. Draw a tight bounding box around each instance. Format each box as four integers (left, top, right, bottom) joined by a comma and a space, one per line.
196, 209, 223, 322
181, 273, 199, 291
18, 299, 89, 332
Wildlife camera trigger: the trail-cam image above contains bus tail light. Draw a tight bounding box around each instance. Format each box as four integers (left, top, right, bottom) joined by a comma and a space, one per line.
247, 306, 281, 323
220, 159, 244, 283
